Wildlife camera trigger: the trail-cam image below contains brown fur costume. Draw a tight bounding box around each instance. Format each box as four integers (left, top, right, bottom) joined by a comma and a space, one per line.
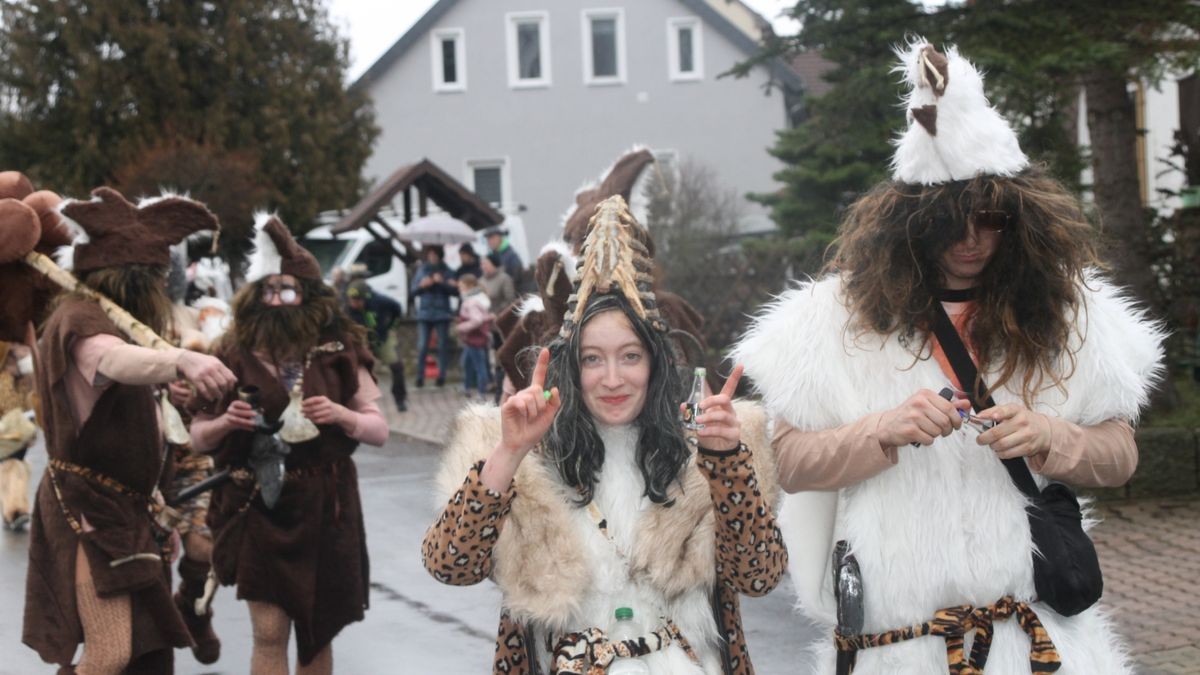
0, 177, 72, 344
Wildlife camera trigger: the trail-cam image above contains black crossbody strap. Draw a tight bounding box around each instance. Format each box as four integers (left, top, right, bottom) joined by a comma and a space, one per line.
931, 303, 1042, 498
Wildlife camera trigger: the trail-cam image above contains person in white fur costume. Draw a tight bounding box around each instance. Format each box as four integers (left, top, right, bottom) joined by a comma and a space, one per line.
732, 40, 1165, 675
423, 196, 787, 675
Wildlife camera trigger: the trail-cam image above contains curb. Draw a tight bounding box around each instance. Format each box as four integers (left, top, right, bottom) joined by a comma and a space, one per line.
388, 424, 445, 447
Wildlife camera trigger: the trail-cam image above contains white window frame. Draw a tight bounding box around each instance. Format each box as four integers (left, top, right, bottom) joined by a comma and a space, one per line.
581, 8, 626, 86
667, 17, 704, 82
505, 11, 552, 89
430, 27, 467, 93
464, 157, 512, 213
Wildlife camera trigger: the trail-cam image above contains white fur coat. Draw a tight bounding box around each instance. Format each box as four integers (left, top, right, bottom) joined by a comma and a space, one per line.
731, 272, 1164, 675
435, 402, 777, 675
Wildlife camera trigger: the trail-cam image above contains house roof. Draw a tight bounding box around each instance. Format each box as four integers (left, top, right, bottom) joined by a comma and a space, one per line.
331, 158, 504, 235
353, 0, 804, 92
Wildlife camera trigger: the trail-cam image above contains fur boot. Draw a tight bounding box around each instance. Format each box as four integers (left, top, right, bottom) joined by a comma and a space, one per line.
175, 555, 220, 665
0, 456, 31, 531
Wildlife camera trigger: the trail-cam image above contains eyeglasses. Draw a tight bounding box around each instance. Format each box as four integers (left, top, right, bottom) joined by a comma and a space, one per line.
261, 284, 300, 304
973, 210, 1011, 233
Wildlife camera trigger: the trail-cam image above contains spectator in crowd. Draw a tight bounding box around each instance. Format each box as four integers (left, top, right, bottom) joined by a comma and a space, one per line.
484, 226, 524, 289
454, 274, 492, 398
479, 252, 516, 313
331, 266, 350, 299
346, 280, 408, 412
410, 245, 457, 387
456, 243, 483, 281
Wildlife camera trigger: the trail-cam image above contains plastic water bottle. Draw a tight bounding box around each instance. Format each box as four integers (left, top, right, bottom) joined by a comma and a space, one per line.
608, 607, 651, 674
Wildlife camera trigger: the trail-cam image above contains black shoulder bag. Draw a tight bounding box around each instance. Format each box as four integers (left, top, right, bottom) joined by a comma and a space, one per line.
932, 304, 1102, 617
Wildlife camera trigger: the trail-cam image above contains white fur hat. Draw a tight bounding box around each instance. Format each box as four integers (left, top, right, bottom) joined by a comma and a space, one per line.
890, 38, 1028, 185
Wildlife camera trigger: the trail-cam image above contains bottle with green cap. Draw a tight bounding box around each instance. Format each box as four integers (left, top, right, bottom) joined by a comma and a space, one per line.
608, 607, 650, 674
682, 367, 706, 430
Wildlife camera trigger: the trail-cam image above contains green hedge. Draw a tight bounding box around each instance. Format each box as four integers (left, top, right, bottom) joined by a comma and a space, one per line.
1081, 427, 1199, 501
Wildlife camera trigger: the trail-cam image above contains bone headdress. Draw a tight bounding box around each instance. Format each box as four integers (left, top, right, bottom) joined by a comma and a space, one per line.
559, 195, 665, 338
890, 39, 1028, 185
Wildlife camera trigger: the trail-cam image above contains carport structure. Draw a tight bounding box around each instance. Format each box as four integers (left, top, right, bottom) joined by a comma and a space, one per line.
332, 158, 504, 261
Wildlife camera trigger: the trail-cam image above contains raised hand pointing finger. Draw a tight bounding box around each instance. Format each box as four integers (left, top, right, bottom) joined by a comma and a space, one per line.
530, 347, 551, 395
719, 364, 744, 399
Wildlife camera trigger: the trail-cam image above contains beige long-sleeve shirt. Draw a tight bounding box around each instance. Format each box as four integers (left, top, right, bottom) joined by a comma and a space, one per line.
66, 334, 180, 430
774, 414, 1138, 493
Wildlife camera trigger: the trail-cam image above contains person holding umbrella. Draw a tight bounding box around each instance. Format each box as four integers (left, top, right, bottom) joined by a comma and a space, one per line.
410, 244, 457, 388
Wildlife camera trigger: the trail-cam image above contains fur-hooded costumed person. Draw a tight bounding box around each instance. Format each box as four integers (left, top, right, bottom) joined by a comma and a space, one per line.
22, 186, 235, 674
497, 148, 709, 395
423, 196, 788, 675
0, 172, 73, 533
732, 40, 1166, 675
188, 213, 387, 673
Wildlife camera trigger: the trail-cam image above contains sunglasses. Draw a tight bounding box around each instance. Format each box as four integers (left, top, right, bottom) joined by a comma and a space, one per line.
973, 210, 1011, 233
261, 284, 300, 304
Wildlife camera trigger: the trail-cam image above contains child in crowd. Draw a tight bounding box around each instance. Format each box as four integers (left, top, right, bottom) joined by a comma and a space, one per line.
455, 274, 492, 397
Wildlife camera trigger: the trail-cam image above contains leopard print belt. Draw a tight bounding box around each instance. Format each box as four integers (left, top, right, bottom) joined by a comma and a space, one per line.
550, 618, 698, 675
833, 595, 1061, 674
45, 458, 170, 567
226, 456, 348, 485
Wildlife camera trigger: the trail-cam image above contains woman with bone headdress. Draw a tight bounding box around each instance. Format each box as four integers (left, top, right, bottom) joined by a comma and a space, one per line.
423, 196, 787, 675
497, 148, 711, 399
188, 214, 388, 675
733, 40, 1164, 673
21, 187, 237, 675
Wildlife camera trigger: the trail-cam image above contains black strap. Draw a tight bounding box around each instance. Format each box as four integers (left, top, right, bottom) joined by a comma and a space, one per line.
931, 303, 1042, 498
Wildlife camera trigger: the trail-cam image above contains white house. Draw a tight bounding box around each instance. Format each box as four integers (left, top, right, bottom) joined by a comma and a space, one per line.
354, 0, 809, 253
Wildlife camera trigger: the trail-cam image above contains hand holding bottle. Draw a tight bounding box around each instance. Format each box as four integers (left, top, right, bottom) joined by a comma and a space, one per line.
683, 365, 745, 453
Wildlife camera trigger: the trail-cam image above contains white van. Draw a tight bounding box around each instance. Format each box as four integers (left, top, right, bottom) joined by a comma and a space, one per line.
299, 225, 410, 312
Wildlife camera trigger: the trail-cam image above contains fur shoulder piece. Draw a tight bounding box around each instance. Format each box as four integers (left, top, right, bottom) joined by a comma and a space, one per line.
733, 399, 780, 511
436, 402, 782, 633
1056, 271, 1166, 425
731, 275, 871, 429
433, 404, 502, 507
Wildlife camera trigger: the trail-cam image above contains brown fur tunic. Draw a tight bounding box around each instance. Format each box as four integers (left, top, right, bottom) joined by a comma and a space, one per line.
23, 298, 190, 667
206, 338, 374, 666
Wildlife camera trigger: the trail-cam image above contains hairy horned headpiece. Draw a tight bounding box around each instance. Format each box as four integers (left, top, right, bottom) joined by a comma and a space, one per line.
57, 187, 219, 273
891, 38, 1028, 185
559, 195, 665, 338
244, 211, 322, 283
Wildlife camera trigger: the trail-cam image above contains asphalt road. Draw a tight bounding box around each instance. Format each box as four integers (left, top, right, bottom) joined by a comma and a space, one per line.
0, 435, 819, 674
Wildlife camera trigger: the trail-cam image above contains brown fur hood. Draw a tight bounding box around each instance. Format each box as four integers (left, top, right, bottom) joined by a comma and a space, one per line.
434, 401, 778, 630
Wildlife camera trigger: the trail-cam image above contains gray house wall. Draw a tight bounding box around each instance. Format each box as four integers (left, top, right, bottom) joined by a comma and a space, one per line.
363, 0, 789, 250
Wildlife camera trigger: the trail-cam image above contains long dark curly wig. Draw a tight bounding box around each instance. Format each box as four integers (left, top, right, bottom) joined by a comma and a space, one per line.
541, 292, 690, 506
830, 165, 1100, 404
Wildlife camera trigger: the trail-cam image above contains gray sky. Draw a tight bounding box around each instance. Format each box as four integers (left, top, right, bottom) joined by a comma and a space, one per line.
328, 0, 799, 81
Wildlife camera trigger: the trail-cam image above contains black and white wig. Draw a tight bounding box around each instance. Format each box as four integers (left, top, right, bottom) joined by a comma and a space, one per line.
541, 292, 690, 506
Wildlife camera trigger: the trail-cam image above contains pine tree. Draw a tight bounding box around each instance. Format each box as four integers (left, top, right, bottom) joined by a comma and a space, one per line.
945, 0, 1200, 312
0, 0, 378, 238
748, 0, 942, 246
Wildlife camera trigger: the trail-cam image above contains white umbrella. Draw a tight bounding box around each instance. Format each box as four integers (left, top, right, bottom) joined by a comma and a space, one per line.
401, 214, 477, 245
